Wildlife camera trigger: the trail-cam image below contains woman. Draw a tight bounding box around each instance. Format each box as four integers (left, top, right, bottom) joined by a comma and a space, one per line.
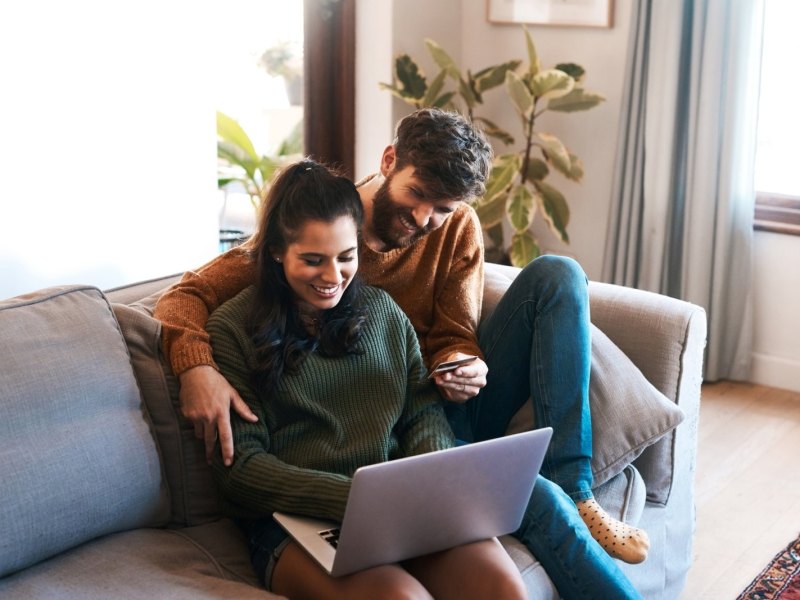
207, 159, 527, 599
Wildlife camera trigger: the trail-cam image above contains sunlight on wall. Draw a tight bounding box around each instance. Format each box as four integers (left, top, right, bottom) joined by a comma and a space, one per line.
0, 1, 219, 298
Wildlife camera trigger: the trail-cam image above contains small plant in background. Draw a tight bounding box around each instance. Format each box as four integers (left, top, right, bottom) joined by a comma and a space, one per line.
216, 110, 303, 208
379, 28, 605, 266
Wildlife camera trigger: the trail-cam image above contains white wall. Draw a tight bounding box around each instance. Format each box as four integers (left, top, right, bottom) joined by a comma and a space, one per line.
355, 0, 800, 392
0, 1, 220, 300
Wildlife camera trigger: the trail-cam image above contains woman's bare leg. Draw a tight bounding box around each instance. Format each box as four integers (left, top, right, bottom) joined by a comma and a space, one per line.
271, 541, 434, 600
404, 538, 526, 600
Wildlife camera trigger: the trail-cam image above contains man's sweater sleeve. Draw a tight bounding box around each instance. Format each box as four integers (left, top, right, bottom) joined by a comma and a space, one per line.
153, 247, 256, 376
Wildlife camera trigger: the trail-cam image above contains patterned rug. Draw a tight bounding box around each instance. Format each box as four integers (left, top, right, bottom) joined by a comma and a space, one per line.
737, 534, 800, 599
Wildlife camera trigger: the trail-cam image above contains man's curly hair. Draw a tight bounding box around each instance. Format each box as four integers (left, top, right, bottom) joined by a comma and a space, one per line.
392, 108, 493, 202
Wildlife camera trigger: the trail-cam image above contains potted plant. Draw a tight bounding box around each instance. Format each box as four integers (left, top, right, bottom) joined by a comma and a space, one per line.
259, 41, 304, 106
380, 28, 604, 266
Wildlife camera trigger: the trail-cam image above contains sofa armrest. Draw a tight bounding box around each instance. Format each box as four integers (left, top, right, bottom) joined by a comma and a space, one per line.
588, 281, 707, 503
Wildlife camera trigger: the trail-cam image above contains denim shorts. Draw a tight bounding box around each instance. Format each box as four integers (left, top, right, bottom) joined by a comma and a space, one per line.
235, 517, 291, 591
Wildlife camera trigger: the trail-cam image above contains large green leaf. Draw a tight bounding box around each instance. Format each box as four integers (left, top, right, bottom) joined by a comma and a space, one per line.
505, 71, 533, 119
218, 141, 258, 179
473, 190, 508, 228
217, 112, 259, 163
506, 183, 536, 233
534, 180, 570, 243
524, 157, 549, 181
510, 231, 539, 267
555, 63, 585, 82
395, 54, 427, 99
432, 91, 457, 108
459, 76, 479, 109
474, 60, 522, 93
531, 69, 574, 100
536, 132, 571, 175
547, 87, 606, 112
484, 153, 521, 201
422, 70, 449, 107
473, 116, 515, 145
425, 39, 461, 79
524, 27, 541, 78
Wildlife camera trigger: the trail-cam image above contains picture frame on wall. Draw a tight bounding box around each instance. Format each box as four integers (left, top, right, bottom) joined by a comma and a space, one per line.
487, 0, 614, 28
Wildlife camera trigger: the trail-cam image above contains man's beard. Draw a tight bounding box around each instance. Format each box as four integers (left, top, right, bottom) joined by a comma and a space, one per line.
371, 175, 435, 250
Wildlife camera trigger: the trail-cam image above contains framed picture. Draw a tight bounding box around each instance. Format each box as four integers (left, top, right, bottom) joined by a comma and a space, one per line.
487, 0, 614, 28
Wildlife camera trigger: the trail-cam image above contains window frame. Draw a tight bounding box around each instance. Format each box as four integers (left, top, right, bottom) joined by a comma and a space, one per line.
754, 193, 800, 236
303, 0, 356, 179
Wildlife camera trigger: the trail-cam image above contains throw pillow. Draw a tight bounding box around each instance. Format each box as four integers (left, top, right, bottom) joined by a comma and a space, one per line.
506, 324, 685, 488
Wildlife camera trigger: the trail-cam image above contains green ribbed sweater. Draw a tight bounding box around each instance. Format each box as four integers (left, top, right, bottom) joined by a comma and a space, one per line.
207, 285, 455, 522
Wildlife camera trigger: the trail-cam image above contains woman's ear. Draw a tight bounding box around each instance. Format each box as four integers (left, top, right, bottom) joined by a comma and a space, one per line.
379, 145, 397, 176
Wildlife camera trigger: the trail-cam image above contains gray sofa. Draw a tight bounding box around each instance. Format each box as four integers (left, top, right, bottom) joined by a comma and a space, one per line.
0, 262, 706, 599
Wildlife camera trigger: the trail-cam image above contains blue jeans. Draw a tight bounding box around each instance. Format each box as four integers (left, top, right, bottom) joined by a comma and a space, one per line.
472, 254, 593, 501
450, 256, 641, 598
520, 476, 643, 599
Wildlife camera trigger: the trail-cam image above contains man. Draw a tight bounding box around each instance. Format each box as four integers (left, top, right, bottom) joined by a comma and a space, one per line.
154, 108, 646, 597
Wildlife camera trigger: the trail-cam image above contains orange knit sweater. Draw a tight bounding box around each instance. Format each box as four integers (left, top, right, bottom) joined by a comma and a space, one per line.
154, 202, 485, 376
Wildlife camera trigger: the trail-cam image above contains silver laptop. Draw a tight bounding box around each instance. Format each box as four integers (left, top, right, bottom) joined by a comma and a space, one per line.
273, 427, 552, 577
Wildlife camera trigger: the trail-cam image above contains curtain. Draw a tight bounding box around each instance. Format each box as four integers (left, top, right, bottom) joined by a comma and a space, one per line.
603, 0, 765, 381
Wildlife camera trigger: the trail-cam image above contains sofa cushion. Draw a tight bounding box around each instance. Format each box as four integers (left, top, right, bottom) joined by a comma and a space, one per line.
506, 324, 685, 488
0, 286, 169, 578
0, 520, 273, 599
112, 299, 222, 527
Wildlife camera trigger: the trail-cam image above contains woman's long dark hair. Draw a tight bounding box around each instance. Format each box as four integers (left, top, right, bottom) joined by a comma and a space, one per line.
246, 159, 366, 394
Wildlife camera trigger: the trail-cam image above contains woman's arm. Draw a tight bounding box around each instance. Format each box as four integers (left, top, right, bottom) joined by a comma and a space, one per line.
395, 313, 456, 458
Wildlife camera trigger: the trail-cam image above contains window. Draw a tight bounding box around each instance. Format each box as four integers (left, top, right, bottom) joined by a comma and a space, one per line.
754, 0, 800, 235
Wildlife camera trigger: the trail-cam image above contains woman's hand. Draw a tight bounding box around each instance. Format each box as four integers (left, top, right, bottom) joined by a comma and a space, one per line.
431, 353, 487, 403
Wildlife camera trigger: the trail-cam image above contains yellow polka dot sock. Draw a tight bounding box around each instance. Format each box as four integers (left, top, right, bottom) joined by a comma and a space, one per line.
575, 498, 650, 564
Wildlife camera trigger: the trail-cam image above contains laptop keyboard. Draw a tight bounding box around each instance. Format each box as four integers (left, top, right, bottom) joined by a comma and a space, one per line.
318, 527, 341, 548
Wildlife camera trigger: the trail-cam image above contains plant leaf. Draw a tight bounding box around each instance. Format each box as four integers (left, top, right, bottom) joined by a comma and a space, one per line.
547, 87, 606, 112
524, 157, 549, 181
565, 152, 584, 182
422, 70, 449, 107
555, 62, 585, 82
486, 222, 505, 251
474, 60, 522, 93
474, 116, 515, 145
394, 54, 427, 99
510, 231, 539, 267
459, 77, 478, 109
218, 141, 258, 179
484, 153, 521, 201
536, 132, 571, 175
505, 71, 534, 119
432, 91, 457, 108
425, 39, 461, 79
534, 179, 571, 243
531, 69, 574, 100
473, 190, 508, 228
507, 183, 536, 233
217, 111, 259, 162
523, 27, 541, 77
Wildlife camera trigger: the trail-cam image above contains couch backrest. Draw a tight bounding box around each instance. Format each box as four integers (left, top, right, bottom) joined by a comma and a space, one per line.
110, 286, 224, 527
0, 286, 170, 578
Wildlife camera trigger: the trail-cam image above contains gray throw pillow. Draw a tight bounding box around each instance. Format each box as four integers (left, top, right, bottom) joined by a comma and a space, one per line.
507, 324, 685, 488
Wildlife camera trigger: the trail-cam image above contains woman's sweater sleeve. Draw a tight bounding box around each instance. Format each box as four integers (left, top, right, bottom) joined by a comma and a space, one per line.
394, 309, 456, 458
207, 297, 351, 522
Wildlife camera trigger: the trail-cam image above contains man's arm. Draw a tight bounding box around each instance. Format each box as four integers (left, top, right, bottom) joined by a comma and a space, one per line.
427, 206, 487, 403
153, 246, 259, 463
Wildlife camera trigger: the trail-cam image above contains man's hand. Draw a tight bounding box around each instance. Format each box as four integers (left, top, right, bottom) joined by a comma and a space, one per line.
178, 365, 258, 466
431, 353, 487, 403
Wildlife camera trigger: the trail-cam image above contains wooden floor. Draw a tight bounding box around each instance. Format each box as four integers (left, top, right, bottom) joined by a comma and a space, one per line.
681, 381, 800, 599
